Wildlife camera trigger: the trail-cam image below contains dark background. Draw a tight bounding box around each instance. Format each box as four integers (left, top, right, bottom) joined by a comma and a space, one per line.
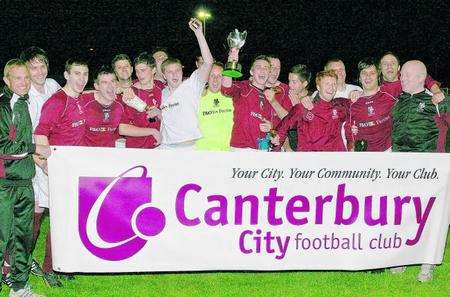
0, 0, 448, 88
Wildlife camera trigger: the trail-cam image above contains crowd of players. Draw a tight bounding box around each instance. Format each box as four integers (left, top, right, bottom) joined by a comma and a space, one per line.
0, 18, 448, 296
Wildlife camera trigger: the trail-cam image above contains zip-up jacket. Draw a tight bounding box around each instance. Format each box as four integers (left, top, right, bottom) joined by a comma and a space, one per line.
392, 90, 450, 152
0, 86, 36, 181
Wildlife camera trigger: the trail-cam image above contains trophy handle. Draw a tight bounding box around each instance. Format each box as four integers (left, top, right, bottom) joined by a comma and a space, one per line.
241, 31, 248, 41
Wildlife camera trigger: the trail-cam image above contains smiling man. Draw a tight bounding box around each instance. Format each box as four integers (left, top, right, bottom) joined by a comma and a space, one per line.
311, 59, 362, 100
112, 54, 133, 92
158, 18, 213, 150
152, 47, 169, 87
196, 62, 234, 151
20, 47, 61, 132
81, 67, 124, 147
35, 59, 89, 147
266, 55, 289, 94
346, 58, 396, 151
119, 52, 162, 149
34, 58, 89, 287
379, 52, 444, 102
273, 70, 349, 151
222, 51, 281, 150
0, 59, 49, 297
390, 60, 450, 282
392, 60, 450, 153
17, 46, 61, 280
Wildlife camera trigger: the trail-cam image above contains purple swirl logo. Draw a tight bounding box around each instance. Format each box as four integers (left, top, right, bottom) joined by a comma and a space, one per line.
78, 166, 165, 261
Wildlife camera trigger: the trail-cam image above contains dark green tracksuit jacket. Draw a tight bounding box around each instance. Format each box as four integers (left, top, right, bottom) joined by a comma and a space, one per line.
0, 86, 36, 290
392, 90, 450, 152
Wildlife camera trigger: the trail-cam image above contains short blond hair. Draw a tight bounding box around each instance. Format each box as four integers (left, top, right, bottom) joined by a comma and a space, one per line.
161, 58, 183, 73
3, 59, 27, 78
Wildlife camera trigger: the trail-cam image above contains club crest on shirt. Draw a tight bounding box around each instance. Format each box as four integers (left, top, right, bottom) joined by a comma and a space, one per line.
103, 111, 110, 122
367, 105, 375, 116
332, 109, 338, 119
417, 101, 426, 113
305, 111, 314, 121
213, 98, 220, 107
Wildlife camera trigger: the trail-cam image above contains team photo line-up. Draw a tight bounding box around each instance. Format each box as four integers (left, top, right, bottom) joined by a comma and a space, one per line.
0, 17, 449, 297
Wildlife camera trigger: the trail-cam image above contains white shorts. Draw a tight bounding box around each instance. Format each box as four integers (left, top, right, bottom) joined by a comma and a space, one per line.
32, 165, 49, 208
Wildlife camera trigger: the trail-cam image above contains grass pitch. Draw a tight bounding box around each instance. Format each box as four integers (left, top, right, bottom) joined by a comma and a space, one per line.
1, 216, 449, 297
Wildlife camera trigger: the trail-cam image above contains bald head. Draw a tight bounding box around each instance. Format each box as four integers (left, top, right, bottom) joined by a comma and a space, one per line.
400, 60, 427, 94
403, 60, 427, 76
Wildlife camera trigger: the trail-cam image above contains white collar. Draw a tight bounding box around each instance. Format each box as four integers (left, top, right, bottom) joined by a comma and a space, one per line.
29, 79, 50, 97
10, 93, 21, 110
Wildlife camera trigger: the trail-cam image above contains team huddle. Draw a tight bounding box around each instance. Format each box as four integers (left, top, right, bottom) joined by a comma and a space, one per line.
0, 18, 449, 296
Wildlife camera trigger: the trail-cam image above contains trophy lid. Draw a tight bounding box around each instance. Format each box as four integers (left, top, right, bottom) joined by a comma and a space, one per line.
222, 69, 243, 78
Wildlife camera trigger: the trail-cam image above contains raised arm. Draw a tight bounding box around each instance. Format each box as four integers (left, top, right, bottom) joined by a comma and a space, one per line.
222, 48, 239, 88
189, 18, 213, 82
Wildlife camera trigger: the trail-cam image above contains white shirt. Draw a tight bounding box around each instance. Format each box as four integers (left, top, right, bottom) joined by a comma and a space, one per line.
160, 70, 206, 144
312, 83, 362, 99
27, 78, 60, 209
28, 78, 61, 130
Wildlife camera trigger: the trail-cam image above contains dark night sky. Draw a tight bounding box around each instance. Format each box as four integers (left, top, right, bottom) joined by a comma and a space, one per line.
0, 0, 449, 87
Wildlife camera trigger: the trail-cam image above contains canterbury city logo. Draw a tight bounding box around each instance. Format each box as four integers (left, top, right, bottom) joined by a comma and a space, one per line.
78, 166, 165, 261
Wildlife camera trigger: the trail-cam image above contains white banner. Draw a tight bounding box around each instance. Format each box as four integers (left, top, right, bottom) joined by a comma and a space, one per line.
48, 147, 450, 272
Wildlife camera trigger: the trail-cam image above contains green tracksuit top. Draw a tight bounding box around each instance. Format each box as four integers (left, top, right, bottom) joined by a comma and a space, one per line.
392, 90, 449, 152
0, 86, 36, 181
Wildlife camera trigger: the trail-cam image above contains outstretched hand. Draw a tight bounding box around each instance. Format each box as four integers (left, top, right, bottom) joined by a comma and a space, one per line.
349, 90, 363, 103
146, 106, 162, 120
301, 96, 314, 111
189, 18, 203, 34
264, 88, 275, 103
35, 144, 51, 159
432, 91, 445, 105
122, 87, 135, 101
259, 118, 272, 133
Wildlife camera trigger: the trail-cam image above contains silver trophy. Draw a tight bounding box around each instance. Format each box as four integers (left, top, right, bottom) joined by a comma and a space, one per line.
223, 29, 247, 78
